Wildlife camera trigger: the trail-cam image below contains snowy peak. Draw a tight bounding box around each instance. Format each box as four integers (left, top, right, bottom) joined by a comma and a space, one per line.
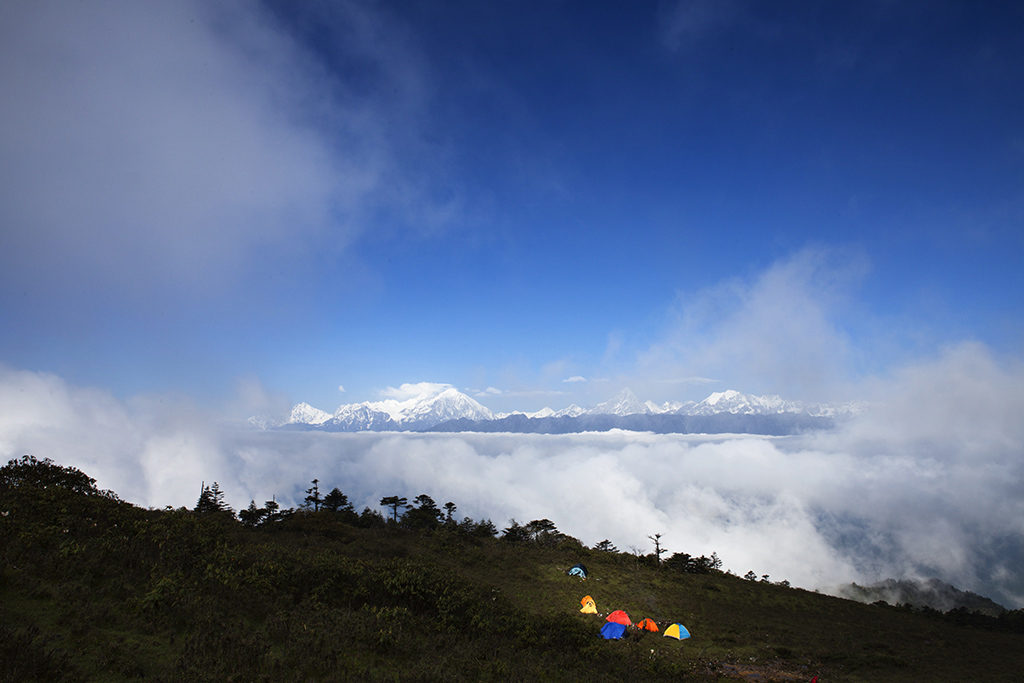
554, 404, 586, 418
289, 402, 333, 425
682, 390, 865, 418
592, 388, 649, 416
586, 388, 805, 418
645, 399, 684, 414
284, 385, 493, 432
687, 390, 795, 416
331, 403, 397, 431
705, 389, 743, 406
403, 387, 493, 425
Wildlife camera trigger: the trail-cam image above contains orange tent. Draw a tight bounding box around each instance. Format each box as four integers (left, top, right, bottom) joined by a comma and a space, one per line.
606, 610, 631, 625
635, 618, 659, 632
580, 595, 598, 614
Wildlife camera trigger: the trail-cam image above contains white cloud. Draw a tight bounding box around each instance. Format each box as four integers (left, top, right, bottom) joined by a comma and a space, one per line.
636, 247, 870, 402
0, 1, 353, 303
3, 345, 1024, 608
338, 385, 347, 394
0, 0, 453, 322
0, 365, 227, 507
562, 375, 588, 383
378, 382, 452, 401
225, 375, 291, 423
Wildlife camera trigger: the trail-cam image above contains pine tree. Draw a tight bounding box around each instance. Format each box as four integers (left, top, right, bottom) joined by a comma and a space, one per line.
303, 479, 321, 511
379, 495, 410, 522
323, 487, 357, 523
195, 482, 232, 516
443, 501, 457, 525
402, 494, 443, 530
263, 497, 281, 524
358, 506, 386, 528
648, 533, 666, 562
525, 518, 558, 544
501, 519, 529, 543
239, 499, 266, 527
473, 519, 498, 537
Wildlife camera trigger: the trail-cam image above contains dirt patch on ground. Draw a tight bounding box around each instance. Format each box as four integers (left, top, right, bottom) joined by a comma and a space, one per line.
714, 661, 817, 682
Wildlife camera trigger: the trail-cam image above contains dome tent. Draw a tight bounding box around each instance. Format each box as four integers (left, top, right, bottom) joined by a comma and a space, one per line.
635, 618, 659, 632
663, 623, 691, 640
600, 622, 627, 640
579, 595, 598, 614
605, 610, 631, 625
568, 563, 588, 579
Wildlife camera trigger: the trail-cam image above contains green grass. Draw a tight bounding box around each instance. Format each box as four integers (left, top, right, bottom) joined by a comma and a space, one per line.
2, 470, 1022, 682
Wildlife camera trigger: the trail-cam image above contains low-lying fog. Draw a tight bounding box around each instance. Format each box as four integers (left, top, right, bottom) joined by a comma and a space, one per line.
3, 342, 1023, 608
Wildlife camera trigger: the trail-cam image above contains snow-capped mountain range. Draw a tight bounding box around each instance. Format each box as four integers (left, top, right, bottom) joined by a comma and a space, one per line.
252, 386, 863, 434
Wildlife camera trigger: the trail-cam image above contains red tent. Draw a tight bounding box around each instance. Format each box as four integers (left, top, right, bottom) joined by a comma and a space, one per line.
606, 610, 631, 625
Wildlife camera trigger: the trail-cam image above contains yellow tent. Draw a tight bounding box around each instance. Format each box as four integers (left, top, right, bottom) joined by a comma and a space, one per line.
663, 623, 691, 640
579, 595, 597, 614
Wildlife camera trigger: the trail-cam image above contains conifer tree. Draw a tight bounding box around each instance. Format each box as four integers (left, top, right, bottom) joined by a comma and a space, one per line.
304, 478, 321, 511
239, 499, 266, 527
501, 519, 529, 543
263, 497, 281, 524
648, 533, 666, 562
525, 518, 558, 544
195, 482, 232, 516
379, 495, 410, 522
473, 519, 498, 537
322, 487, 351, 512
443, 501, 457, 525
402, 494, 443, 530
323, 487, 357, 523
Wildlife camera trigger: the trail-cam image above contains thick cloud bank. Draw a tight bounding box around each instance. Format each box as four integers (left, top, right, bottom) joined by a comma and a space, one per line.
3, 343, 1023, 608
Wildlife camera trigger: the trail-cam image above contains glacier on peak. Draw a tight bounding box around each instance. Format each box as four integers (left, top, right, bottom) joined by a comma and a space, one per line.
257, 385, 862, 433
553, 404, 586, 418
704, 389, 742, 405
287, 384, 493, 432
289, 402, 332, 425
591, 388, 649, 416
644, 399, 684, 414
687, 391, 793, 416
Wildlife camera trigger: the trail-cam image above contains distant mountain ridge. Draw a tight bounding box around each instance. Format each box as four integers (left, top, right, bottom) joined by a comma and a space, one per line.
427, 411, 835, 436
251, 386, 863, 435
834, 578, 1007, 617
274, 386, 494, 433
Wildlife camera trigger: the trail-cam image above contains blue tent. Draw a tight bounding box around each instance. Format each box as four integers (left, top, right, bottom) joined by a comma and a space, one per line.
663, 623, 691, 640
600, 622, 627, 640
568, 563, 588, 579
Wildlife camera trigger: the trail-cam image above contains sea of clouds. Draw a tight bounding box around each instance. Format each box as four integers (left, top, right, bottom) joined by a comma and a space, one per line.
3, 341, 1023, 609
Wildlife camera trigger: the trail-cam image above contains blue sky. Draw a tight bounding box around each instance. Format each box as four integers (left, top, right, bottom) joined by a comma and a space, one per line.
2, 0, 1023, 415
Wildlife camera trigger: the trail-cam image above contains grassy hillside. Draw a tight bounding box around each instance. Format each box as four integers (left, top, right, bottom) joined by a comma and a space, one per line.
2, 457, 1021, 682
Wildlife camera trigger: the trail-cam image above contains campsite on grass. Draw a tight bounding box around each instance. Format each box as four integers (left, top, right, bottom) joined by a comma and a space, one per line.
3, 456, 1022, 682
